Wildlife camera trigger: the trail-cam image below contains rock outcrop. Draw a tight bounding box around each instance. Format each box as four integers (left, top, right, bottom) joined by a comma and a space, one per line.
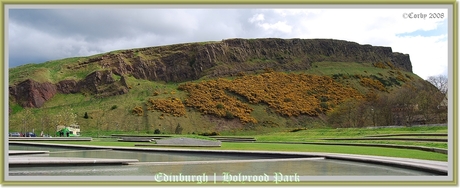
9, 79, 57, 108
10, 70, 128, 108
9, 38, 413, 108
74, 38, 412, 82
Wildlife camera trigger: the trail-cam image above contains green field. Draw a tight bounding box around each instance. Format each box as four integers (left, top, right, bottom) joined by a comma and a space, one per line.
26, 125, 449, 162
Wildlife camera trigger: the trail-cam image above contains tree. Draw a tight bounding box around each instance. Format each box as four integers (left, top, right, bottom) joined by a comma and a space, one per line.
143, 103, 149, 133
38, 109, 52, 136
388, 79, 446, 126
427, 75, 448, 95
374, 94, 393, 127
90, 109, 104, 137
19, 108, 33, 136
56, 107, 78, 127
175, 123, 183, 134
415, 79, 447, 124
391, 84, 419, 126
327, 99, 362, 128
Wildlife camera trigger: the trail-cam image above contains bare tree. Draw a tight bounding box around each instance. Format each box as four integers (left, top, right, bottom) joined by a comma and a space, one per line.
427, 75, 448, 95
327, 99, 361, 128
38, 109, 52, 136
91, 109, 107, 137
391, 84, 419, 126
375, 94, 393, 126
21, 108, 33, 136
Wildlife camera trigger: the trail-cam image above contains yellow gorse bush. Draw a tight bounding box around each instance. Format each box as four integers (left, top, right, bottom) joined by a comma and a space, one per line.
179, 72, 363, 124
147, 97, 186, 117
360, 77, 387, 92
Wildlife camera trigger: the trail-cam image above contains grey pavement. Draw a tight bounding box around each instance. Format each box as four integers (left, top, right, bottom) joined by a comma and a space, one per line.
9, 156, 139, 166
154, 137, 222, 146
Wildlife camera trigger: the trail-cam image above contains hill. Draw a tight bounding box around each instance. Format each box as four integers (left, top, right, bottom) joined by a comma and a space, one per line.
9, 38, 412, 108
8, 38, 445, 136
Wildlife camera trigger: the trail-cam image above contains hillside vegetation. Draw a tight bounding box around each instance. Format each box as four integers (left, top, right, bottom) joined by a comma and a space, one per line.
8, 38, 447, 136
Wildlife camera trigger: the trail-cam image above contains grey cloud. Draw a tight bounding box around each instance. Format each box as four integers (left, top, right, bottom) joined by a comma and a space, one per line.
9, 9, 197, 40
7, 8, 294, 67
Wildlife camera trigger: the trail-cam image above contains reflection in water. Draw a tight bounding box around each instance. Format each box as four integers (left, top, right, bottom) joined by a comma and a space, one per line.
9, 159, 435, 176
8, 144, 437, 176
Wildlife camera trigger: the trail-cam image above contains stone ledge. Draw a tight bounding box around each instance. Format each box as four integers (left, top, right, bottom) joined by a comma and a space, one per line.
117, 137, 155, 142
9, 156, 139, 167
8, 137, 92, 141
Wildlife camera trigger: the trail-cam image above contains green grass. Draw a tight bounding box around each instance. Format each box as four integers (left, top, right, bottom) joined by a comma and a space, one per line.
30, 139, 447, 162
298, 61, 421, 93
254, 126, 447, 140
320, 140, 447, 149
9, 56, 93, 85
221, 143, 447, 161
21, 125, 449, 162
301, 62, 416, 78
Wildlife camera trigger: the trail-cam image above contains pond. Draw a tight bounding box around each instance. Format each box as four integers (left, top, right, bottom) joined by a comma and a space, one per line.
8, 144, 439, 178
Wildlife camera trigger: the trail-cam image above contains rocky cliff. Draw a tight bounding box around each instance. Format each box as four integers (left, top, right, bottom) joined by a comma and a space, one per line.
10, 70, 128, 108
73, 38, 411, 82
9, 38, 413, 108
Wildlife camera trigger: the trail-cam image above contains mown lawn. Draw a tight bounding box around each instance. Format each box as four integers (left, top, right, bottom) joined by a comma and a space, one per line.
18, 125, 450, 162
28, 140, 447, 161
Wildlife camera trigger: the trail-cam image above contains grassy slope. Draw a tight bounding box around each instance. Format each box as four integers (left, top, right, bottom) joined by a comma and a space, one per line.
9, 56, 95, 85
8, 61, 425, 137
302, 61, 421, 93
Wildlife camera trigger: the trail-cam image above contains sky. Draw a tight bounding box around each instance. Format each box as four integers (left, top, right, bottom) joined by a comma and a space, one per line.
6, 5, 450, 80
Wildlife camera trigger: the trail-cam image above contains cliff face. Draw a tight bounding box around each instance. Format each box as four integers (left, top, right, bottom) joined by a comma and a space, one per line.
9, 38, 413, 108
81, 38, 412, 82
9, 79, 57, 108
10, 70, 128, 108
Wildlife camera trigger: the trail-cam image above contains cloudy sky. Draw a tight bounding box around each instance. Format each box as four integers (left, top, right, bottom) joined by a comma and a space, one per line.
7, 5, 450, 80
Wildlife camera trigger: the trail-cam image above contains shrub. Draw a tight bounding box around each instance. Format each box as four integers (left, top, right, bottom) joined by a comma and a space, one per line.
216, 103, 224, 109
386, 61, 396, 69
283, 98, 293, 102
320, 102, 329, 109
405, 74, 412, 80
290, 128, 306, 132
396, 71, 408, 82
154, 129, 161, 134
373, 62, 387, 69
147, 97, 186, 117
111, 105, 118, 110
178, 72, 362, 123
225, 111, 234, 119
237, 72, 246, 77
132, 106, 143, 116
360, 77, 387, 92
199, 132, 220, 136
175, 124, 183, 134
